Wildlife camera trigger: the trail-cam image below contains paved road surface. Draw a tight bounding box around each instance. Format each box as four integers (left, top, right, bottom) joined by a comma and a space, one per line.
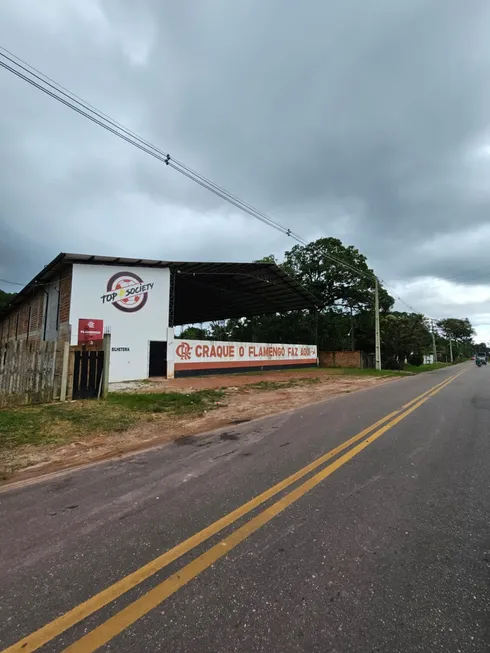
1, 363, 489, 652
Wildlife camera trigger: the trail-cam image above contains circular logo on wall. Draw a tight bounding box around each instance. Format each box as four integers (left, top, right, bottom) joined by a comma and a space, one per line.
176, 342, 193, 360
102, 271, 154, 313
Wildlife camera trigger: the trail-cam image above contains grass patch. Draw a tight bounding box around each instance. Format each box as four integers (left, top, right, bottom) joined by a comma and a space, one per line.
245, 377, 322, 391
238, 368, 408, 389
239, 366, 319, 377
0, 402, 136, 451
235, 367, 408, 379
0, 365, 408, 457
107, 390, 224, 415
403, 362, 453, 373
0, 389, 225, 451
321, 367, 409, 377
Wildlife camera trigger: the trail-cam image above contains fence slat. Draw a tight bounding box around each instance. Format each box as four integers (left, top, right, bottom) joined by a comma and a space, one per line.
0, 340, 61, 408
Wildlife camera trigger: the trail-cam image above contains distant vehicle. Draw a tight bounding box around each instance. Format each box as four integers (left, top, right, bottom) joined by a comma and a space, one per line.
476, 353, 487, 365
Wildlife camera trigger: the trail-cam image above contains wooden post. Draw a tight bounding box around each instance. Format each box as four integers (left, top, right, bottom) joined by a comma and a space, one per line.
60, 342, 70, 401
51, 340, 57, 400
67, 349, 75, 401
102, 332, 111, 398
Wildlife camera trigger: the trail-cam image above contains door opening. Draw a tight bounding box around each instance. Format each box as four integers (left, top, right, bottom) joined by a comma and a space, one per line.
149, 341, 167, 377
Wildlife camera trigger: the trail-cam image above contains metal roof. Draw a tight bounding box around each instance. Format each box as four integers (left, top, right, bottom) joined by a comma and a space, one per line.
1, 253, 320, 325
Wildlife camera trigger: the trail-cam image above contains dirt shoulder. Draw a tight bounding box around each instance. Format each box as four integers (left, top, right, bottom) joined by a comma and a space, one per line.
109, 367, 397, 393
0, 369, 400, 485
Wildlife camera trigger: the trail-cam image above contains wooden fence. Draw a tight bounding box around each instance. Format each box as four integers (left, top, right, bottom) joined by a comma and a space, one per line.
0, 340, 68, 408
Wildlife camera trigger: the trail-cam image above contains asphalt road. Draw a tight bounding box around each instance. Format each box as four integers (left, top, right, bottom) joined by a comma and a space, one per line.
1, 363, 489, 652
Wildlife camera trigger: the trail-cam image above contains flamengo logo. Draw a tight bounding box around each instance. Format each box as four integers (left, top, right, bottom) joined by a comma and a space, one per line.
175, 342, 192, 360
101, 271, 154, 313
78, 318, 103, 344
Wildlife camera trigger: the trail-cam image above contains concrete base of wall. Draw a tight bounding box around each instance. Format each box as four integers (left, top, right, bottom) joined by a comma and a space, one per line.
175, 363, 318, 377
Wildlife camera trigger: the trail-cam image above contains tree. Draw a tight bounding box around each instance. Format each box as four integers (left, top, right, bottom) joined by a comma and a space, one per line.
179, 325, 210, 340
208, 320, 237, 341
283, 237, 393, 312
437, 317, 475, 360
437, 317, 474, 342
202, 237, 394, 353
208, 313, 316, 345
380, 312, 432, 368
475, 342, 489, 355
0, 289, 15, 311
281, 238, 393, 352
254, 254, 278, 265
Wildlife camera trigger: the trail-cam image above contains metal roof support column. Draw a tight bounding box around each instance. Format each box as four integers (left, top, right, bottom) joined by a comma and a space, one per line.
168, 269, 176, 328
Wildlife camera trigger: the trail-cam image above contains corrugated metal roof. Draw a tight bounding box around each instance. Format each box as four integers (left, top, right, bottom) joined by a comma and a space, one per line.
0, 252, 320, 325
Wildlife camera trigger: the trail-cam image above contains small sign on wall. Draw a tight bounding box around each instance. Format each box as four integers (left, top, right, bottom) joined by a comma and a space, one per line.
78, 318, 104, 345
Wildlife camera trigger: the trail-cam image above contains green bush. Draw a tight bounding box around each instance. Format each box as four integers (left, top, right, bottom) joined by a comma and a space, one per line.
407, 353, 424, 367
384, 357, 403, 370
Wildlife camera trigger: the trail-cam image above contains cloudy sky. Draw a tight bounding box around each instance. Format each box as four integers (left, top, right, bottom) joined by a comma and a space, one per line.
1, 0, 490, 339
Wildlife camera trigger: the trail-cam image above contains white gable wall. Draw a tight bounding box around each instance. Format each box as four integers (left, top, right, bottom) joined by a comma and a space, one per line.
69, 264, 170, 382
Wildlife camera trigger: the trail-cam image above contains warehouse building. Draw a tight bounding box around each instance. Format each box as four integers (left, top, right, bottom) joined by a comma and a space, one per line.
0, 253, 319, 382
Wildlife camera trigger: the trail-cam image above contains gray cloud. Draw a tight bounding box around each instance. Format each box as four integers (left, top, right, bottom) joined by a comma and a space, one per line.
1, 0, 490, 333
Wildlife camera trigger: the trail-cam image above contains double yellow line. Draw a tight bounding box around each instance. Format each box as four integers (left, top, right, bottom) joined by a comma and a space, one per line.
3, 370, 464, 653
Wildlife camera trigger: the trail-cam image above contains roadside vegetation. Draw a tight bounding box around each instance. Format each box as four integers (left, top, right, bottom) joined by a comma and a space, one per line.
0, 390, 225, 451
0, 361, 466, 481
403, 362, 453, 373
180, 238, 477, 367
0, 363, 447, 455
0, 369, 402, 454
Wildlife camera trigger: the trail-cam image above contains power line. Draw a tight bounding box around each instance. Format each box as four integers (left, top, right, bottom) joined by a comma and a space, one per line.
0, 47, 379, 284
0, 49, 481, 357
0, 44, 434, 333
0, 46, 308, 244
0, 48, 304, 244
379, 280, 419, 313
0, 277, 60, 289
0, 278, 25, 287
0, 45, 473, 312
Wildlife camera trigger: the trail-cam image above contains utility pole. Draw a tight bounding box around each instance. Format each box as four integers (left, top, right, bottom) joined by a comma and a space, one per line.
349, 304, 355, 351
431, 319, 437, 364
449, 334, 453, 363
374, 278, 381, 370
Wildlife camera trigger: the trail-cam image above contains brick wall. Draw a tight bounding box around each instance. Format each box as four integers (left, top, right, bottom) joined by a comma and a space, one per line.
319, 350, 362, 368
59, 266, 72, 325
0, 289, 45, 344
0, 264, 72, 344
30, 292, 45, 338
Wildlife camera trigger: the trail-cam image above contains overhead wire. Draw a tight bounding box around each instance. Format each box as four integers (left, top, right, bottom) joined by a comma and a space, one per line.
2, 45, 476, 310
0, 277, 60, 290
0, 278, 25, 287
379, 280, 419, 313
0, 46, 308, 244
0, 48, 303, 243
0, 49, 386, 286
0, 48, 377, 280
1, 45, 430, 311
